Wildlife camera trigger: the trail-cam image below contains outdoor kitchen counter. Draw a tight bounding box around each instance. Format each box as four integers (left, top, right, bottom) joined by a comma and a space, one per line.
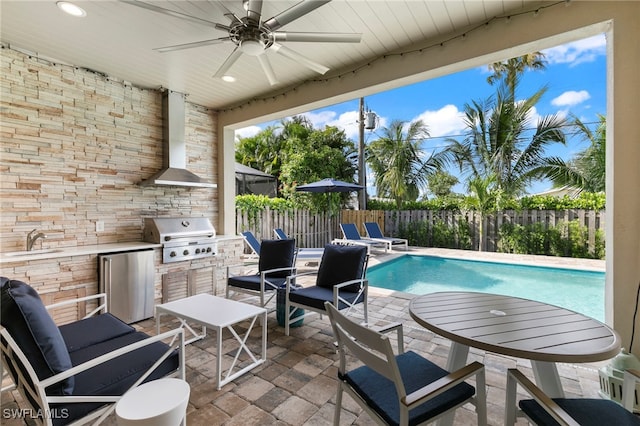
0, 236, 241, 264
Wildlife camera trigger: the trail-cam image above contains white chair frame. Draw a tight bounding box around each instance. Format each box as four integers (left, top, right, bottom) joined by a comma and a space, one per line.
0, 293, 185, 426
505, 368, 640, 426
325, 302, 487, 426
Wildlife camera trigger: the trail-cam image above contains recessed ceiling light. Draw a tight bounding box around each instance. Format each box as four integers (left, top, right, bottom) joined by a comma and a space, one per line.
56, 1, 87, 17
221, 75, 236, 83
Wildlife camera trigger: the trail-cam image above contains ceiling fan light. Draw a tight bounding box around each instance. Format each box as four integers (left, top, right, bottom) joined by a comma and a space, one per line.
56, 1, 86, 17
240, 39, 264, 56
221, 75, 236, 82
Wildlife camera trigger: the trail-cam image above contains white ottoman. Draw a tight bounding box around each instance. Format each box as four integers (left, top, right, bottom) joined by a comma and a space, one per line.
116, 378, 190, 426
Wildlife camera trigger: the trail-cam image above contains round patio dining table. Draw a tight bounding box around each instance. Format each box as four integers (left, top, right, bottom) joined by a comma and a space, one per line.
409, 291, 621, 399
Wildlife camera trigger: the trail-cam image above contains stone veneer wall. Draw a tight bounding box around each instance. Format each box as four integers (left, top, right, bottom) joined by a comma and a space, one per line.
0, 47, 245, 320
1, 46, 219, 251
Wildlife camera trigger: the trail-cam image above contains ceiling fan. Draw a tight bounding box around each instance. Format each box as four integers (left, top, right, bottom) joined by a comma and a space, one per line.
121, 0, 362, 86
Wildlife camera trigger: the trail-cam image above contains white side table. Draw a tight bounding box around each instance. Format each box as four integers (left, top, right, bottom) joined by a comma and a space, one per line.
116, 378, 190, 426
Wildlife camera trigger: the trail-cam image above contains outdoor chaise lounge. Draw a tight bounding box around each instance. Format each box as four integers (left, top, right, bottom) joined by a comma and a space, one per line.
364, 221, 409, 251
0, 277, 185, 426
333, 223, 388, 253
273, 228, 324, 261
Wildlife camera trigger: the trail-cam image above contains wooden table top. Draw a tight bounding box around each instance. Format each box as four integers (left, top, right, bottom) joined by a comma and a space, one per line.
409, 291, 621, 363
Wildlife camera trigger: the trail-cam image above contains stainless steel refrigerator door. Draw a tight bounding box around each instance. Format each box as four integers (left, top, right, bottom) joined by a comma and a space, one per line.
99, 250, 155, 324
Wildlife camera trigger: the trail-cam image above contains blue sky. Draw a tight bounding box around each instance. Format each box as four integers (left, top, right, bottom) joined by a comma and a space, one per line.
237, 34, 606, 196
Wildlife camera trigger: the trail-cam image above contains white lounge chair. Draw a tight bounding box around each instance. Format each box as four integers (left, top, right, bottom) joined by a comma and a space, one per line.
364, 222, 408, 251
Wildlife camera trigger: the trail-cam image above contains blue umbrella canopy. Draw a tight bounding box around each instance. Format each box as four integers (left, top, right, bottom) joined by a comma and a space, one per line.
296, 178, 363, 193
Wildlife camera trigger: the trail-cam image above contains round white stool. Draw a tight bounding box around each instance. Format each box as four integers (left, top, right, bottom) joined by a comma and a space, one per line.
116, 378, 190, 426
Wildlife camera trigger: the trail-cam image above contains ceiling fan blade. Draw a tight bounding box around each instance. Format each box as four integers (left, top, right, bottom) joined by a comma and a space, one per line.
263, 0, 331, 31
271, 43, 329, 75
257, 55, 278, 86
154, 37, 231, 53
246, 0, 263, 23
213, 47, 244, 78
273, 32, 361, 43
119, 0, 220, 28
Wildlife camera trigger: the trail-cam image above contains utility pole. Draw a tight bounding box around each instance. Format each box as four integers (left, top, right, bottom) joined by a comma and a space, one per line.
358, 97, 366, 210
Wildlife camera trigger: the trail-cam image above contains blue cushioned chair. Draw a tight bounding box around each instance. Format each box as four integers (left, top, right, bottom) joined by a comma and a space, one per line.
324, 301, 487, 426
273, 228, 324, 262
0, 277, 185, 426
284, 244, 368, 335
333, 223, 388, 253
241, 230, 262, 257
364, 222, 409, 251
226, 238, 296, 308
505, 368, 640, 426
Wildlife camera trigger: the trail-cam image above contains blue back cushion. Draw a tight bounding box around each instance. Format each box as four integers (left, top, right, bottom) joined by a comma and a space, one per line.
259, 239, 296, 278
317, 244, 367, 292
0, 277, 74, 395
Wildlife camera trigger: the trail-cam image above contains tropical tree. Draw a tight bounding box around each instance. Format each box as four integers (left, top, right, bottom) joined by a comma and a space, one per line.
542, 114, 606, 193
367, 119, 446, 209
446, 75, 567, 199
236, 116, 357, 209
464, 174, 501, 251
427, 170, 459, 198
487, 52, 547, 99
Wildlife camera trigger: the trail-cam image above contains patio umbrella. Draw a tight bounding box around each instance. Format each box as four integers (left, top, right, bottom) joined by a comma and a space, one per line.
296, 178, 363, 193
296, 178, 364, 240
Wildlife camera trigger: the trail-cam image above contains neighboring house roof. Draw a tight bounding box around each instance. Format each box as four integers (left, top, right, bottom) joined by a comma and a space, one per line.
235, 163, 277, 197
531, 186, 581, 198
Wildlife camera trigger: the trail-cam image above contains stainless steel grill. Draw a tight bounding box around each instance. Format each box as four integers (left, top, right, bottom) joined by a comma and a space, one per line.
143, 217, 217, 263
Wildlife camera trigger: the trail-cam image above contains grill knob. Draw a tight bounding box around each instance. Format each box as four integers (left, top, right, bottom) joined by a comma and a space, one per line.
206, 247, 212, 253
183, 249, 189, 256
195, 248, 201, 254
170, 251, 177, 258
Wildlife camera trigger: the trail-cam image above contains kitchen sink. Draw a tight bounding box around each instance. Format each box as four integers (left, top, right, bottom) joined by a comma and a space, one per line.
3, 249, 65, 257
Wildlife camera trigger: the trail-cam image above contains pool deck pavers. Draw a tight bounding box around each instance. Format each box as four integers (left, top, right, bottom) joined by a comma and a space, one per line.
1, 248, 613, 425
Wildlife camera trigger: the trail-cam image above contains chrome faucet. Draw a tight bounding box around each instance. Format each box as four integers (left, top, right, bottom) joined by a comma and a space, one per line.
27, 229, 46, 251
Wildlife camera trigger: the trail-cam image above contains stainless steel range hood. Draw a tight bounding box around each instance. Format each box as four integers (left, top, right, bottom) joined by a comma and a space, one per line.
141, 90, 216, 188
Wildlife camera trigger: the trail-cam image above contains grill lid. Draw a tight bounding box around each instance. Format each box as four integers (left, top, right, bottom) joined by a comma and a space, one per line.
143, 217, 215, 243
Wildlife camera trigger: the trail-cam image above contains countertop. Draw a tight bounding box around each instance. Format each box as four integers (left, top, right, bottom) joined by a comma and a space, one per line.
0, 235, 242, 264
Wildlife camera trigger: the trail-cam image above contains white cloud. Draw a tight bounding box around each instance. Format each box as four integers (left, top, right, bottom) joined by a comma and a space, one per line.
235, 125, 262, 139
412, 104, 466, 137
542, 34, 606, 67
551, 90, 591, 107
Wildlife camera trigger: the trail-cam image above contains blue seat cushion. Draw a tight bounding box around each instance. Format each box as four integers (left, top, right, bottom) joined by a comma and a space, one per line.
317, 244, 367, 292
228, 275, 286, 291
341, 350, 475, 426
53, 331, 180, 426
59, 313, 134, 353
258, 239, 296, 278
289, 285, 364, 311
0, 277, 74, 395
519, 398, 640, 426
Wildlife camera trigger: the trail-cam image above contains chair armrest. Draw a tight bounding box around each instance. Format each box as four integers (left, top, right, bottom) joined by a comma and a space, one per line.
46, 293, 107, 319
261, 266, 297, 277
370, 322, 404, 354
403, 361, 484, 407
623, 369, 640, 410
40, 328, 185, 391
506, 369, 580, 426
286, 270, 319, 281
334, 278, 366, 291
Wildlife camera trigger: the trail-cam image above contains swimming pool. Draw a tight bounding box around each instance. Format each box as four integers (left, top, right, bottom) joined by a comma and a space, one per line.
367, 255, 605, 322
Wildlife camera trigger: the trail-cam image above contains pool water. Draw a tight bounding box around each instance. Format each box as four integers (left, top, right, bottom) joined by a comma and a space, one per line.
367, 255, 605, 322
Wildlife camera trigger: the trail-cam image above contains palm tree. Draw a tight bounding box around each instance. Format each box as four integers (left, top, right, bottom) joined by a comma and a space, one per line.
465, 174, 501, 251
367, 119, 445, 209
487, 53, 547, 99
446, 76, 567, 199
542, 114, 606, 193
